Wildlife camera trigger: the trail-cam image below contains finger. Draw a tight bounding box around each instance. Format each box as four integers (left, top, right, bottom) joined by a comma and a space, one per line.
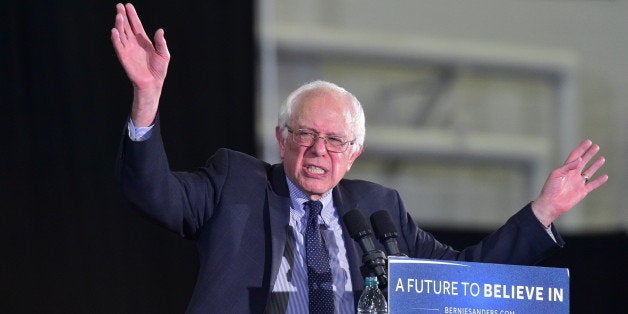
579, 144, 600, 168
582, 156, 606, 178
111, 28, 123, 52
585, 174, 609, 193
125, 3, 148, 37
154, 28, 170, 58
114, 13, 127, 46
117, 3, 136, 44
564, 139, 593, 164
558, 157, 580, 175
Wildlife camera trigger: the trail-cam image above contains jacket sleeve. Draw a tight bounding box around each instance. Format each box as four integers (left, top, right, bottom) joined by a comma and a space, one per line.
115, 118, 230, 239
396, 189, 563, 265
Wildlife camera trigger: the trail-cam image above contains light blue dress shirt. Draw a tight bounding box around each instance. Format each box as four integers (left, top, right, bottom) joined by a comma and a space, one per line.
267, 179, 354, 313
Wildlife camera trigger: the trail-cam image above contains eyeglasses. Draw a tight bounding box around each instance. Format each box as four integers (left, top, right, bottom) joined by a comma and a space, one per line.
286, 127, 354, 153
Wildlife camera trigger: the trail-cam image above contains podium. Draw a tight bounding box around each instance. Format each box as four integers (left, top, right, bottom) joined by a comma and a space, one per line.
387, 257, 569, 313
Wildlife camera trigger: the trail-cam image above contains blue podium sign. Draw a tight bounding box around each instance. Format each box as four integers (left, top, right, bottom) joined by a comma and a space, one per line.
388, 257, 569, 313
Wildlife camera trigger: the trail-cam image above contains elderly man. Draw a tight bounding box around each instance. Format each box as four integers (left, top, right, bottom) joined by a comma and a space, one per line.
112, 3, 607, 313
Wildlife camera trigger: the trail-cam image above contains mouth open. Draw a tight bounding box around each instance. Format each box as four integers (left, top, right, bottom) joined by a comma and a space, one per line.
305, 165, 326, 175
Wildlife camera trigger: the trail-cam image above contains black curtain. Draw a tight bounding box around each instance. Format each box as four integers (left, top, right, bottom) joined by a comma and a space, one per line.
2, 1, 254, 313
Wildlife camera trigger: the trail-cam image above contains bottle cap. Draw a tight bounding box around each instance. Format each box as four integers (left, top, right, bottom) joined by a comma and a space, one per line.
365, 276, 378, 286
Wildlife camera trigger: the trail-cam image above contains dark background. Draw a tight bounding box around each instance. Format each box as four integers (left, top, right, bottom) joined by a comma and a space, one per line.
2, 1, 625, 313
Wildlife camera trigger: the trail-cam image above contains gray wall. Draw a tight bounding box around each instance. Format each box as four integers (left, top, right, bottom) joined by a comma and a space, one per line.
259, 0, 627, 232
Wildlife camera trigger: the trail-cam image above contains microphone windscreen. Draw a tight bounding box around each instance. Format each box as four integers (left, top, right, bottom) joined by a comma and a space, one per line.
343, 209, 370, 239
370, 210, 397, 240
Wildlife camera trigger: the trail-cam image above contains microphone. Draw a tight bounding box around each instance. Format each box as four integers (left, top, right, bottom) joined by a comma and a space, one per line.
343, 209, 388, 289
370, 210, 407, 257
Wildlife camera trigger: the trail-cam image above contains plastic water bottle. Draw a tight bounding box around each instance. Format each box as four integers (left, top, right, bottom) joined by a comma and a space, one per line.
357, 276, 388, 313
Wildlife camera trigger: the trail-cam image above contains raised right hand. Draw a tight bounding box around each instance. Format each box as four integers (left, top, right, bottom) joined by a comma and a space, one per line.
111, 3, 170, 126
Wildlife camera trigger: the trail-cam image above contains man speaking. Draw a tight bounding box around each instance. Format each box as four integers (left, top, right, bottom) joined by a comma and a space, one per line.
111, 3, 608, 313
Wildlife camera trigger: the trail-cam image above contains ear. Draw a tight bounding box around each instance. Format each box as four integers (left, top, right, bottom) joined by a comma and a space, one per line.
346, 146, 363, 171
275, 126, 286, 159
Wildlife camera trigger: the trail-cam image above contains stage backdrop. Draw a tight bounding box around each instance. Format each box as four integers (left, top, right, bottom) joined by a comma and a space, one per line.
1, 1, 624, 313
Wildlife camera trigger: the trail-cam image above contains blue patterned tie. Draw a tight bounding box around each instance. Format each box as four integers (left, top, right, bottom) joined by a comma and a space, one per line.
304, 200, 335, 313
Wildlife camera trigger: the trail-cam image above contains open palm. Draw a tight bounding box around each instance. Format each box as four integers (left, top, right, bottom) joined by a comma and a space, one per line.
533, 139, 608, 226
111, 3, 169, 91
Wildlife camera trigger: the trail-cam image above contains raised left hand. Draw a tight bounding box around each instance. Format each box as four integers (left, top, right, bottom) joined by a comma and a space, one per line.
532, 139, 608, 226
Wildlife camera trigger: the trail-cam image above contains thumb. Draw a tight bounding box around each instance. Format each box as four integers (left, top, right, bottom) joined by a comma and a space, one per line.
560, 157, 580, 174
154, 28, 170, 58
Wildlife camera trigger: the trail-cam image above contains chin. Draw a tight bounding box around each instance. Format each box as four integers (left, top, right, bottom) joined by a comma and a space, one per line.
301, 183, 332, 196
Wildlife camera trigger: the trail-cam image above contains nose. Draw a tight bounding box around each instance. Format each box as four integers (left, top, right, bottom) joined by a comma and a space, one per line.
310, 135, 328, 155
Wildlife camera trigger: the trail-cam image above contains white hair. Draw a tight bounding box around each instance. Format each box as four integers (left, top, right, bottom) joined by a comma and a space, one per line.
277, 80, 365, 154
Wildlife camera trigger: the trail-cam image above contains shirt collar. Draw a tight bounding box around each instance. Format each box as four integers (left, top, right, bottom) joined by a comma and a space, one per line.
285, 177, 335, 225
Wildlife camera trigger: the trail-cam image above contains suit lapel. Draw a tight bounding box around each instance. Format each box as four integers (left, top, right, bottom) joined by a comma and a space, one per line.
266, 164, 291, 292
332, 184, 365, 303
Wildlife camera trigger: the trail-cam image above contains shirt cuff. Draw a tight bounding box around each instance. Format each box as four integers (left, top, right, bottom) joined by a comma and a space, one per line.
127, 118, 154, 142
543, 224, 557, 243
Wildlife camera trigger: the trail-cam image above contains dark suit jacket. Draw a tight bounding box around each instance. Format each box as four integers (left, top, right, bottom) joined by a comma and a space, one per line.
116, 121, 563, 313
